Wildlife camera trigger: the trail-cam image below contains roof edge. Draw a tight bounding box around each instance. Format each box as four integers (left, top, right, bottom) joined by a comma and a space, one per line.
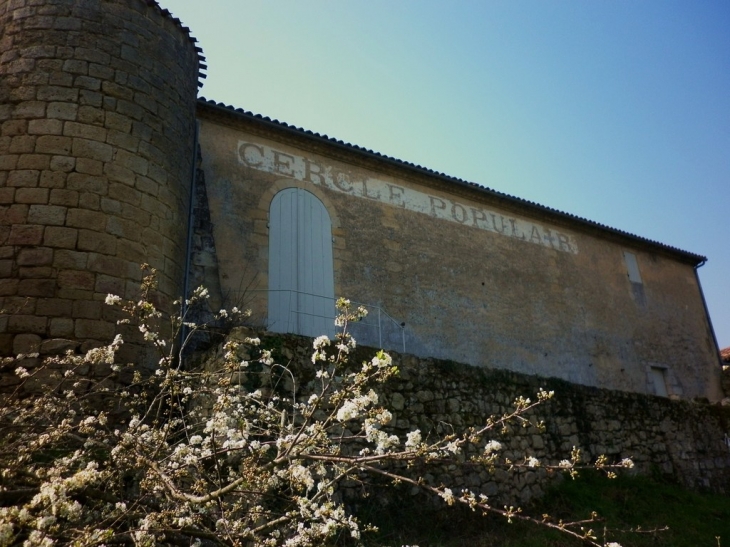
145, 1, 207, 88
196, 98, 707, 266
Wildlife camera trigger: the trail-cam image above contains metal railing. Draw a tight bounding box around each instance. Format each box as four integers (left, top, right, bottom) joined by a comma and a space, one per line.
241, 289, 406, 354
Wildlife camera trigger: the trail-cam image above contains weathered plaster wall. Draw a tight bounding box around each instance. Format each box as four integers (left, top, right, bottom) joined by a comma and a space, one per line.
0, 0, 200, 363
196, 114, 722, 400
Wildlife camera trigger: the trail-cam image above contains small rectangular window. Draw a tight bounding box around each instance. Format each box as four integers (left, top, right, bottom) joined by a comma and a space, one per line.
649, 367, 668, 397
623, 251, 642, 284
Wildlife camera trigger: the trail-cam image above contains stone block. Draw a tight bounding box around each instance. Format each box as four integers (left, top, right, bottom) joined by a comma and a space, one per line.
62, 59, 87, 74
15, 188, 49, 204
27, 118, 63, 135
116, 99, 144, 121
40, 338, 79, 355
78, 192, 100, 210
9, 136, 36, 154
75, 158, 103, 176
7, 169, 40, 187
44, 226, 77, 248
106, 215, 139, 241
13, 333, 42, 354
19, 45, 56, 59
0, 189, 14, 204
2, 119, 27, 136
104, 111, 132, 133
75, 48, 111, 65
57, 269, 95, 290
49, 317, 74, 337
106, 129, 139, 152
101, 81, 134, 102
39, 170, 67, 188
75, 76, 101, 91
66, 172, 107, 194
79, 90, 103, 108
47, 101, 78, 121
0, 334, 13, 357
17, 154, 51, 170
37, 85, 79, 102
88, 63, 114, 80
8, 86, 36, 103
49, 152, 76, 173
116, 239, 146, 264
53, 249, 88, 269
104, 163, 135, 186
72, 299, 101, 319
95, 274, 125, 296
17, 247, 53, 266
36, 298, 73, 317
77, 105, 104, 124
75, 318, 115, 340
35, 135, 72, 154
120, 202, 150, 226
48, 71, 73, 87
0, 154, 19, 170
18, 279, 55, 297
18, 266, 55, 279
12, 102, 46, 119
7, 224, 43, 245
87, 252, 125, 277
108, 182, 140, 205
100, 197, 121, 214
114, 148, 147, 175
64, 121, 106, 141
49, 155, 75, 172
28, 204, 66, 225
77, 229, 116, 254
0, 279, 19, 296
72, 137, 112, 161
135, 175, 157, 196
8, 314, 47, 334
49, 189, 78, 206
66, 208, 106, 231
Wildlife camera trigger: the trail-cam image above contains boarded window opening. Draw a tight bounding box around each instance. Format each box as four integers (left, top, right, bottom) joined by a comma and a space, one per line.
649, 367, 669, 397
623, 251, 642, 284
268, 188, 335, 338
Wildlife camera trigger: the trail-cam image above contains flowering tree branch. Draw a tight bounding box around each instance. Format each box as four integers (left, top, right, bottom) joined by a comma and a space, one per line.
0, 269, 638, 547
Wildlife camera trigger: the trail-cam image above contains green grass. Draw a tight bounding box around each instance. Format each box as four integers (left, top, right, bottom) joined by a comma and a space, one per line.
354, 472, 730, 547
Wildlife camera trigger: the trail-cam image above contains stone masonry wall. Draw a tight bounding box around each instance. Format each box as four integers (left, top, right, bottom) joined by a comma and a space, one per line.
222, 329, 730, 504
196, 118, 722, 401
0, 0, 201, 366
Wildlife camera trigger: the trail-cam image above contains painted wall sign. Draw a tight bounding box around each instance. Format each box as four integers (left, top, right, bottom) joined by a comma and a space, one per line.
237, 141, 578, 254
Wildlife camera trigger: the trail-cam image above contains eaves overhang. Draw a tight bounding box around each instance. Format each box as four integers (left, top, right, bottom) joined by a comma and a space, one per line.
196, 98, 707, 267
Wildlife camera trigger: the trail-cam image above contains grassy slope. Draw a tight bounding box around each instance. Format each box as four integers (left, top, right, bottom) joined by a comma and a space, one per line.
357, 472, 730, 547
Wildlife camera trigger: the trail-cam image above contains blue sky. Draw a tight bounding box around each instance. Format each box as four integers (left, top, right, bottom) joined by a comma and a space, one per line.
169, 0, 730, 350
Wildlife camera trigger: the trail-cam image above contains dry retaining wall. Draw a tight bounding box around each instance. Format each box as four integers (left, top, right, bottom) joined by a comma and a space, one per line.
221, 329, 730, 503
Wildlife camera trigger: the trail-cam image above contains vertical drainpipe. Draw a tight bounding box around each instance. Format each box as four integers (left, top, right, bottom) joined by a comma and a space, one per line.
694, 260, 723, 371
181, 119, 200, 352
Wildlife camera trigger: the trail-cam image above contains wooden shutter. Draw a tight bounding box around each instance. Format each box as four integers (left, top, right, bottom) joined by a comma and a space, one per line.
268, 188, 335, 337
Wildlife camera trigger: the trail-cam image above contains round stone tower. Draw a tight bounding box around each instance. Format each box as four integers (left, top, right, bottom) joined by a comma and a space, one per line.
0, 0, 203, 359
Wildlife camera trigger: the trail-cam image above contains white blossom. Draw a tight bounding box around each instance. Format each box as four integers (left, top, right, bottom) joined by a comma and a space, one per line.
405, 430, 422, 449
104, 294, 122, 305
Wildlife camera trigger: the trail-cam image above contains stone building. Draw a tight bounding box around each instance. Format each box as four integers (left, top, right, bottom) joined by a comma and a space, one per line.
0, 0, 723, 400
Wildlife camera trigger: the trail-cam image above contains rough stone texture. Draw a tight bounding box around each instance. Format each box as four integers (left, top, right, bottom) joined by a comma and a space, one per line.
0, 0, 201, 363
195, 113, 723, 401
217, 330, 730, 504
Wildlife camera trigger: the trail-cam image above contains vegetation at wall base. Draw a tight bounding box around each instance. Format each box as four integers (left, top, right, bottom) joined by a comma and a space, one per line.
358, 471, 730, 546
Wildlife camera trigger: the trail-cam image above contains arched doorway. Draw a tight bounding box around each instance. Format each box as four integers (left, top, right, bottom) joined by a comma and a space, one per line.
268, 188, 335, 338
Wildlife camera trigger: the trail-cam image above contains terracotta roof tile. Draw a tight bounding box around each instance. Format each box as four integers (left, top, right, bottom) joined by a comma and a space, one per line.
721, 347, 730, 363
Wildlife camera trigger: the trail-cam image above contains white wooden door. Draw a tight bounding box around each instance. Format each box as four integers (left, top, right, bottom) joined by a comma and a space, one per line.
268, 188, 335, 338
